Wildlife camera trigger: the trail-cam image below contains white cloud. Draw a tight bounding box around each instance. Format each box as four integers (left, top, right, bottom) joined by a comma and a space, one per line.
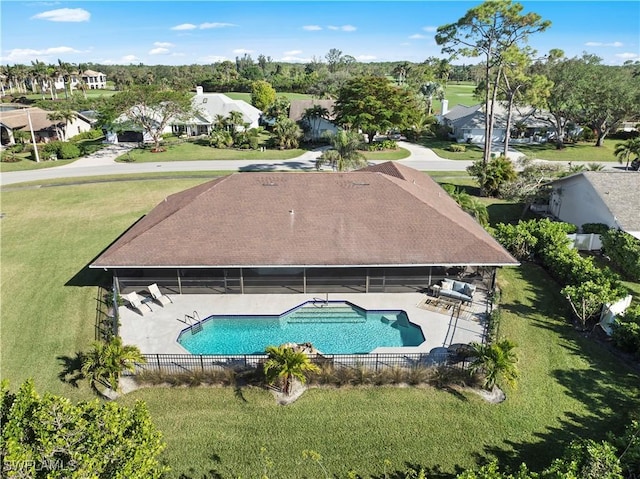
149, 47, 170, 55
200, 22, 236, 29
122, 54, 139, 63
31, 8, 90, 22
280, 55, 312, 63
615, 52, 639, 59
422, 26, 437, 33
2, 46, 79, 62
409, 34, 427, 39
585, 41, 624, 47
233, 48, 253, 54
197, 55, 228, 63
154, 42, 174, 48
171, 23, 197, 31
284, 50, 302, 56
357, 55, 377, 61
303, 25, 322, 31
327, 25, 355, 31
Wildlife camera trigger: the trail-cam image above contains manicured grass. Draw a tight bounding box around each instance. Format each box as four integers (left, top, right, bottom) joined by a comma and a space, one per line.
434, 82, 479, 113
118, 265, 639, 478
116, 141, 306, 162
417, 137, 485, 161
513, 139, 619, 162
1, 179, 638, 477
0, 156, 74, 172
361, 147, 411, 161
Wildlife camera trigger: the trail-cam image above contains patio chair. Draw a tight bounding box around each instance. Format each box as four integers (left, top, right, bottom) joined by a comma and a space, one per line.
148, 283, 172, 306
124, 291, 153, 315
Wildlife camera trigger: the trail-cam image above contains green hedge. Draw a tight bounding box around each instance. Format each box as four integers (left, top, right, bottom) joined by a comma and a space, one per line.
494, 218, 624, 327
449, 143, 466, 152
581, 222, 610, 235
32, 141, 81, 160
611, 305, 640, 356
602, 229, 640, 281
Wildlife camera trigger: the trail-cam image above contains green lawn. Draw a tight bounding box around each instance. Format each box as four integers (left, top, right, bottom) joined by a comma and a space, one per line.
0, 155, 75, 172
116, 141, 307, 162
418, 137, 485, 161
1, 177, 638, 478
513, 139, 620, 162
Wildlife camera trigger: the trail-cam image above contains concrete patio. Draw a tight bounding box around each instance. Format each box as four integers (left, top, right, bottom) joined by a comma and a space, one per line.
118, 291, 489, 357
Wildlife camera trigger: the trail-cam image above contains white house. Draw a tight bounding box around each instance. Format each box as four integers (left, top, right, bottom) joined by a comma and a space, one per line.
171, 87, 262, 136
548, 171, 640, 240
441, 102, 554, 144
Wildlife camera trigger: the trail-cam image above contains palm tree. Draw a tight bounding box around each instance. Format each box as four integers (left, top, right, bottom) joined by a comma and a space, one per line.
469, 338, 519, 391
392, 62, 411, 86
81, 337, 146, 392
614, 138, 640, 171
302, 105, 329, 141
30, 59, 48, 99
441, 184, 489, 227
272, 117, 303, 149
420, 81, 444, 116
227, 110, 245, 136
57, 59, 73, 99
316, 129, 366, 171
47, 109, 77, 141
263, 345, 320, 395
213, 114, 228, 132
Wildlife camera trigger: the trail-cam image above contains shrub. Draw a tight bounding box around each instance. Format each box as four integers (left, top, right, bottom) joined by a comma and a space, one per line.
69, 128, 103, 142
38, 140, 81, 160
611, 305, 640, 356
449, 143, 466, 152
582, 223, 610, 235
601, 229, 640, 281
467, 156, 517, 197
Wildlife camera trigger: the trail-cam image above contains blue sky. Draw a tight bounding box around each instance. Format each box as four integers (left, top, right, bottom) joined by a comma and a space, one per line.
1, 1, 638, 66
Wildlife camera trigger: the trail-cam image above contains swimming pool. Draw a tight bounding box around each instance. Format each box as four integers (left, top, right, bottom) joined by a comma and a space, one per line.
177, 301, 425, 355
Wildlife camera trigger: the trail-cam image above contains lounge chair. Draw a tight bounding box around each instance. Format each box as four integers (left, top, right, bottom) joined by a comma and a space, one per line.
124, 291, 153, 315
148, 283, 172, 306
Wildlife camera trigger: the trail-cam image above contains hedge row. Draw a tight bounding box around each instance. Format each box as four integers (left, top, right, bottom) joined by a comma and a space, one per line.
602, 229, 640, 281
494, 218, 625, 327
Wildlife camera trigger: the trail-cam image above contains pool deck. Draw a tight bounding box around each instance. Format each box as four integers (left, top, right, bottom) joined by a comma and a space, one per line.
118, 292, 488, 356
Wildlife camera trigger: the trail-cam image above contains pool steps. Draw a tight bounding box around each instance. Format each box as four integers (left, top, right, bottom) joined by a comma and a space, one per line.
284, 306, 366, 324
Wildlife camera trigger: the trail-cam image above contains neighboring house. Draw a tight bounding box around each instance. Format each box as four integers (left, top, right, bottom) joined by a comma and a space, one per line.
288, 99, 338, 141
80, 70, 107, 90
0, 105, 92, 145
441, 102, 554, 144
548, 171, 640, 240
171, 87, 262, 137
90, 162, 518, 295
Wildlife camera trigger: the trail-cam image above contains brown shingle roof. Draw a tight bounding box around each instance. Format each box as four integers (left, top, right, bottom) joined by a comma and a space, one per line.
0, 107, 56, 131
91, 162, 518, 268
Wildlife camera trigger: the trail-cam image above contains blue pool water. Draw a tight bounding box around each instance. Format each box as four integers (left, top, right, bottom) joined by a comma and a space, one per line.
178, 301, 425, 355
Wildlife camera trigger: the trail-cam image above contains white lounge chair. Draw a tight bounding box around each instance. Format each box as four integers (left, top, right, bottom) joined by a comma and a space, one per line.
124, 291, 153, 315
148, 283, 172, 306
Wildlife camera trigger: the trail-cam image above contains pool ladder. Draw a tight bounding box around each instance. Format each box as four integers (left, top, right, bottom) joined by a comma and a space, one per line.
183, 311, 202, 334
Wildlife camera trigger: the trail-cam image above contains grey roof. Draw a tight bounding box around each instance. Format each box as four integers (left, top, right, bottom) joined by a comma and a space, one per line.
552, 172, 640, 234
443, 103, 550, 130
183, 93, 262, 126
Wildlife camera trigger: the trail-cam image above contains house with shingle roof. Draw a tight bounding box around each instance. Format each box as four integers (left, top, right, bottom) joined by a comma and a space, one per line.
91, 162, 518, 295
0, 105, 92, 145
288, 99, 338, 141
441, 102, 554, 144
548, 171, 640, 240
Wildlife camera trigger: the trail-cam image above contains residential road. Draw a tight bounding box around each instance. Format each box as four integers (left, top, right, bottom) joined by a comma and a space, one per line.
0, 141, 618, 187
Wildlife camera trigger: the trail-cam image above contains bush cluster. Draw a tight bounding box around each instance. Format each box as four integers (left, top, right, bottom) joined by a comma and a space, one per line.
494, 218, 624, 328
601, 229, 640, 281
581, 222, 610, 235
364, 139, 397, 151
68, 128, 103, 142
34, 140, 81, 160
611, 305, 640, 356
135, 364, 478, 389
449, 143, 466, 152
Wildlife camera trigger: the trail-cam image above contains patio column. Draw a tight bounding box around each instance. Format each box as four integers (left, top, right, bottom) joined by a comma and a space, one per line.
303, 268, 307, 294
177, 269, 182, 295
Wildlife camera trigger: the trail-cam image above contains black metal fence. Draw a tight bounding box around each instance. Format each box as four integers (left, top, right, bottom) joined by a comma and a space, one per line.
128, 352, 471, 376
94, 285, 118, 341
